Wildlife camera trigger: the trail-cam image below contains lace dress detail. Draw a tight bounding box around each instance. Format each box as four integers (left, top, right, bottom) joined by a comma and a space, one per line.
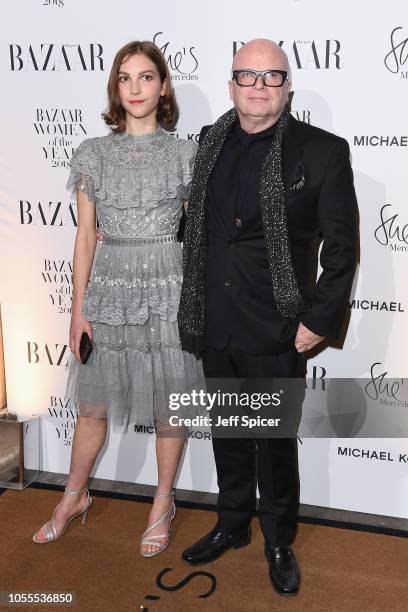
65, 128, 204, 432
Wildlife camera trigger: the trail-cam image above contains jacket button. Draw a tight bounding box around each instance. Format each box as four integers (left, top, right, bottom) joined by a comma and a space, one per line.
228, 240, 235, 247
224, 279, 231, 287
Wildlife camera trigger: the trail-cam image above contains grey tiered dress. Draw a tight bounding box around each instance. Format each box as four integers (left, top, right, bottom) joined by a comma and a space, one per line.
65, 127, 204, 432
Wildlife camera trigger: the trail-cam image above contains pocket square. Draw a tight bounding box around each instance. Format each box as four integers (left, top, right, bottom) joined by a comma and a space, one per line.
289, 161, 305, 191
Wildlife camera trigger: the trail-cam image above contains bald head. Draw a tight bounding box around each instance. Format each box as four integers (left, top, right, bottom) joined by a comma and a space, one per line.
228, 38, 292, 133
232, 39, 290, 77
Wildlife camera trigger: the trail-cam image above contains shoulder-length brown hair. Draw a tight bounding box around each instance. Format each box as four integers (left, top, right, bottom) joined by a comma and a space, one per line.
102, 41, 178, 132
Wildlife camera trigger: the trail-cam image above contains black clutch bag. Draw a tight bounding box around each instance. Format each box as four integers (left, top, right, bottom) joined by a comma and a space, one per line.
79, 331, 93, 364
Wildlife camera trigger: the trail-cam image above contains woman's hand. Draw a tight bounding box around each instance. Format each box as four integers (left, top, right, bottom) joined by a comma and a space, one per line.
69, 313, 93, 362
96, 228, 104, 242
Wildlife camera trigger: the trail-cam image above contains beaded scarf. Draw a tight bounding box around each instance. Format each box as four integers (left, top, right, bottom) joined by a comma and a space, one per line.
178, 106, 304, 357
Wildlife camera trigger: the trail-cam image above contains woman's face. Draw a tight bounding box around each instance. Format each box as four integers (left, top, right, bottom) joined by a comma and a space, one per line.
117, 52, 166, 123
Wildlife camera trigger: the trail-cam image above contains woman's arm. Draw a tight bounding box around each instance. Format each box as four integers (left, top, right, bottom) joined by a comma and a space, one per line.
69, 188, 97, 361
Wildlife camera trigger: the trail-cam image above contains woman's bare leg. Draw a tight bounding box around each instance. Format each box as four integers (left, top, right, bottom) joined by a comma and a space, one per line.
141, 429, 186, 555
33, 415, 107, 541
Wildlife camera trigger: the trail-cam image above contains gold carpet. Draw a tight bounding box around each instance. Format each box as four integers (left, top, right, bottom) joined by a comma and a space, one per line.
0, 488, 406, 612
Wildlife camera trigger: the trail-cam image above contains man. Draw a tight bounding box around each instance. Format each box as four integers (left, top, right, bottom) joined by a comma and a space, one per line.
178, 39, 358, 596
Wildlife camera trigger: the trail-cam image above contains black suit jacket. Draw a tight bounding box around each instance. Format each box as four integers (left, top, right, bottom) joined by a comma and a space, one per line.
180, 115, 359, 347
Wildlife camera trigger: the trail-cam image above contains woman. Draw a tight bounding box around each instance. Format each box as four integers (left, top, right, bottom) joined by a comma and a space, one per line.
32, 41, 203, 557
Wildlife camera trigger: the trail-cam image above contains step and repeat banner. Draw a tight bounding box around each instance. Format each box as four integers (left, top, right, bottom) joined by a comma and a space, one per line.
0, 0, 407, 518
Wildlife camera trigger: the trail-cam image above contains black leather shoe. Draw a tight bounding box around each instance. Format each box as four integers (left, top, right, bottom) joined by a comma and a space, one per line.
182, 525, 251, 565
264, 545, 300, 596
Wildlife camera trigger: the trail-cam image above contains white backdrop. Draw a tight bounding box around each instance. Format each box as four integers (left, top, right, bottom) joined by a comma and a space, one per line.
1, 0, 407, 518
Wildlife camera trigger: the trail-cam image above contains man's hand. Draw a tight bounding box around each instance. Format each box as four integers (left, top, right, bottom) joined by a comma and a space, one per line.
295, 322, 324, 353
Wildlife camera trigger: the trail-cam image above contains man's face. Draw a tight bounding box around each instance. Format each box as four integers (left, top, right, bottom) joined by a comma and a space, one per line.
228, 44, 291, 125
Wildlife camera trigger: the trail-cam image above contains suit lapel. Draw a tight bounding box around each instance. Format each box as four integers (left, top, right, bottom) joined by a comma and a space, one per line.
282, 115, 304, 190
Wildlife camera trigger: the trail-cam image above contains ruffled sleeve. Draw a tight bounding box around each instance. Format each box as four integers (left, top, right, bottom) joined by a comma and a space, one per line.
178, 140, 197, 201
66, 138, 100, 202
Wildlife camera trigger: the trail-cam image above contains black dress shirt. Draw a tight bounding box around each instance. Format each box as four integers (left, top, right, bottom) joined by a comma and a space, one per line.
205, 120, 300, 354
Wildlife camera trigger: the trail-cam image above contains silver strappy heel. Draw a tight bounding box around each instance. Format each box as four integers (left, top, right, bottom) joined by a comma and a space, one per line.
140, 491, 176, 558
32, 486, 92, 544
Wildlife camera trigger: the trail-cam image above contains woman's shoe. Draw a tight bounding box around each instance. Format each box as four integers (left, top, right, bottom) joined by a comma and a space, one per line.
32, 486, 92, 544
140, 491, 176, 558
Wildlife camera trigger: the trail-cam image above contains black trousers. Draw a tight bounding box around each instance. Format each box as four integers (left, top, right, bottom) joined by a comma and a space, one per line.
202, 338, 306, 546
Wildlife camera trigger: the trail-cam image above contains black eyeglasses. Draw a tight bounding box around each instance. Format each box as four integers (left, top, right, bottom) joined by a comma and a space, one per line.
232, 69, 288, 87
